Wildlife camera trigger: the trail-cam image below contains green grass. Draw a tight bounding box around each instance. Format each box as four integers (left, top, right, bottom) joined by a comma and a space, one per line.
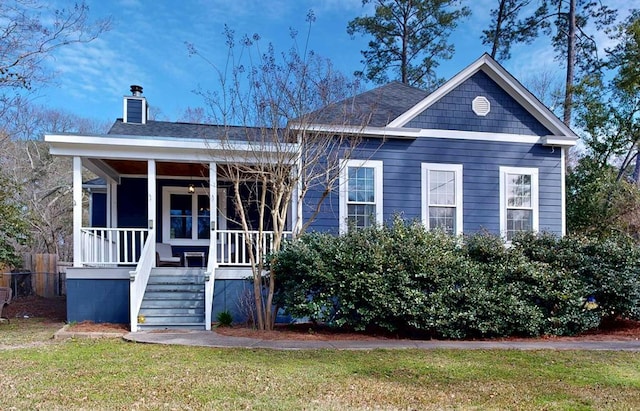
0, 318, 64, 346
0, 321, 639, 410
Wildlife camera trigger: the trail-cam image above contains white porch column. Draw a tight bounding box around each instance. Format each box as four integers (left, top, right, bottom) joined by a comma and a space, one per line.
293, 132, 303, 237
107, 179, 118, 228
205, 162, 217, 331
148, 160, 156, 263
73, 157, 83, 267
210, 162, 217, 233
561, 147, 566, 237
209, 162, 217, 267
293, 166, 303, 238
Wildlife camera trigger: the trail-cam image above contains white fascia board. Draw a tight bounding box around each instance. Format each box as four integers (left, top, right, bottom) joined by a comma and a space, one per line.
387, 56, 487, 128
296, 123, 568, 145
46, 133, 296, 152
294, 123, 419, 139
386, 54, 578, 142
51, 144, 295, 164
541, 136, 577, 147
45, 134, 299, 163
480, 58, 576, 138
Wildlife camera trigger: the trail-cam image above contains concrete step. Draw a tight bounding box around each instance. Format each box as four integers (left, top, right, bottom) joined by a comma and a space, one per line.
137, 322, 205, 331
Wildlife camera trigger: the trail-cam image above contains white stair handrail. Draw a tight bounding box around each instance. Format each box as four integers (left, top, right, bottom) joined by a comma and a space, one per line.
129, 234, 155, 332
204, 236, 217, 331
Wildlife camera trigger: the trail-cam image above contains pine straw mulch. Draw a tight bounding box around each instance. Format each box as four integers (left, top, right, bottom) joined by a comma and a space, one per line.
5, 295, 128, 333
5, 295, 640, 341
5, 295, 67, 322
215, 318, 640, 342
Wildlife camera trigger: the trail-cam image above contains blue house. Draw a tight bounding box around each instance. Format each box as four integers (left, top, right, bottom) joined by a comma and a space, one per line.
45, 54, 576, 331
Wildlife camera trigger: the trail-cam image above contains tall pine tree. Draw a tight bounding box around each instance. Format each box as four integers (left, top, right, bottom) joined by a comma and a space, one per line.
347, 0, 470, 91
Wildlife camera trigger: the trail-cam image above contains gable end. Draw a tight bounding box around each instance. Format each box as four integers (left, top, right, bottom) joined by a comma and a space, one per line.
405, 71, 552, 136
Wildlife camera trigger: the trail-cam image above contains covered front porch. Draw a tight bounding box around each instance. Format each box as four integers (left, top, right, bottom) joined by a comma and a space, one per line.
66, 154, 294, 332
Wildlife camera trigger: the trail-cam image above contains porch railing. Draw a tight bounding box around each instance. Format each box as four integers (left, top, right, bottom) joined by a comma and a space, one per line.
80, 228, 150, 266
129, 233, 155, 332
80, 227, 291, 267
216, 230, 292, 266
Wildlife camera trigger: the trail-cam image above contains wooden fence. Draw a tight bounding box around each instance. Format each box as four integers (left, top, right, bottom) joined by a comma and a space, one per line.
0, 254, 67, 298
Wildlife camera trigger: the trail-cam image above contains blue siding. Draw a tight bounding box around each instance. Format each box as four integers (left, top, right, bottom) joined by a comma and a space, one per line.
114, 140, 562, 239
212, 279, 292, 324
126, 98, 143, 124
212, 279, 251, 324
406, 71, 552, 136
305, 137, 562, 236
118, 177, 147, 228
91, 192, 107, 227
67, 279, 129, 324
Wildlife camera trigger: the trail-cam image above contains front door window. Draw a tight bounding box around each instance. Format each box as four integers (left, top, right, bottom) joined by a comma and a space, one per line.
197, 194, 210, 239
163, 187, 212, 244
170, 194, 192, 239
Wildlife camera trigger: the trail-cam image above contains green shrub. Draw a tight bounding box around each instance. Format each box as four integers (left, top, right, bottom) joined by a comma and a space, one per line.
271, 233, 340, 323
272, 218, 640, 339
216, 310, 233, 327
564, 235, 640, 321
514, 232, 640, 322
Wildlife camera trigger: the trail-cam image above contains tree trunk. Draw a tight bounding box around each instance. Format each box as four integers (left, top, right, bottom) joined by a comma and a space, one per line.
562, 0, 576, 127
491, 0, 507, 59
633, 149, 640, 186
401, 5, 409, 84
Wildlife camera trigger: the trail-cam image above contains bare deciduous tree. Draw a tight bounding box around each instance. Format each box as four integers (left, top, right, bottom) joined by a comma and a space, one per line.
189, 18, 373, 330
0, 0, 110, 137
0, 105, 109, 260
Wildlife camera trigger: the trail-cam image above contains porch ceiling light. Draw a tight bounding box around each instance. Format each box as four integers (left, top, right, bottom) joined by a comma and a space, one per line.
188, 184, 195, 194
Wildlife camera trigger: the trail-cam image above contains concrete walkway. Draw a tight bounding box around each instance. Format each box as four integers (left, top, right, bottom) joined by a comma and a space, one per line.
124, 330, 640, 351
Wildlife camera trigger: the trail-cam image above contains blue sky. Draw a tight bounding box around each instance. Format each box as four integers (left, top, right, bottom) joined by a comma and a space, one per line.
37, 0, 633, 126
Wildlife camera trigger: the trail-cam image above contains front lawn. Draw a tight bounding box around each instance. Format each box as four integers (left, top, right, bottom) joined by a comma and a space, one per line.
0, 337, 638, 410
0, 318, 64, 346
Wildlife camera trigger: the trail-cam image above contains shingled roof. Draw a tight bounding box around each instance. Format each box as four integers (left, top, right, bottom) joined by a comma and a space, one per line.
108, 82, 429, 138
108, 119, 268, 141
300, 81, 430, 128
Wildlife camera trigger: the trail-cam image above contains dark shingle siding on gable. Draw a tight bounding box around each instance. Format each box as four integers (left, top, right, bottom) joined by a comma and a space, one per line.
406, 71, 552, 136
305, 137, 562, 236
305, 82, 429, 127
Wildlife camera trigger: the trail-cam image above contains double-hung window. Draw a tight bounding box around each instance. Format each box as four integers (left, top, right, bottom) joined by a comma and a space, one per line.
421, 163, 463, 235
499, 167, 539, 241
162, 187, 211, 244
339, 159, 383, 232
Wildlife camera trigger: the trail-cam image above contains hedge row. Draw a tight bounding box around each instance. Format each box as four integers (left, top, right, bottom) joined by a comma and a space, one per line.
271, 218, 640, 339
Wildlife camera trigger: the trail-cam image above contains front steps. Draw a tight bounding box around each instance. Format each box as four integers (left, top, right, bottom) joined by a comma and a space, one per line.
137, 268, 206, 331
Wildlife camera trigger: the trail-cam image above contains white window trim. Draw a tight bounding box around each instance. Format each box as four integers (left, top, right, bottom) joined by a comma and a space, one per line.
162, 186, 211, 245
339, 159, 383, 233
421, 163, 463, 235
499, 166, 539, 240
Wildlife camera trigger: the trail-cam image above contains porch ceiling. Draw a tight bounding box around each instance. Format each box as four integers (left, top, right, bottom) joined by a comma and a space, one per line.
103, 160, 210, 177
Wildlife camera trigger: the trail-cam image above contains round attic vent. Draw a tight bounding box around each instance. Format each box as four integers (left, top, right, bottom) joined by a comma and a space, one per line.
472, 96, 490, 116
